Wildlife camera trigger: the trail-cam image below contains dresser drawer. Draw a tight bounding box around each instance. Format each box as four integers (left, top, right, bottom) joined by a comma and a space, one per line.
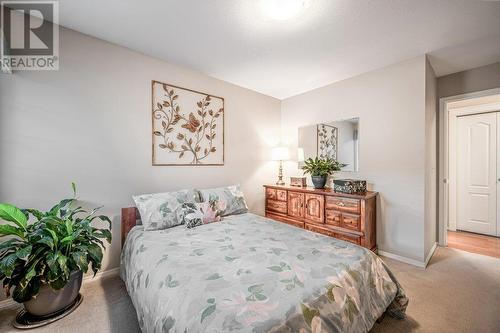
266, 188, 277, 200
335, 232, 361, 245
326, 197, 360, 214
276, 189, 287, 201
266, 188, 287, 201
266, 199, 287, 214
305, 224, 336, 238
325, 210, 341, 227
341, 213, 361, 231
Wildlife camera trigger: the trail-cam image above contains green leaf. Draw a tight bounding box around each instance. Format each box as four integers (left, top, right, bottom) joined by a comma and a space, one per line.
96, 215, 112, 230
60, 235, 74, 245
71, 182, 77, 197
12, 281, 33, 302
48, 198, 75, 217
72, 252, 88, 273
15, 245, 32, 260
20, 257, 43, 287
0, 253, 18, 277
46, 252, 60, 273
0, 224, 24, 238
57, 254, 70, 277
46, 228, 59, 245
36, 235, 54, 250
0, 203, 27, 230
94, 229, 112, 243
22, 208, 44, 221
87, 243, 103, 263
0, 239, 21, 253
65, 219, 74, 235
201, 304, 216, 323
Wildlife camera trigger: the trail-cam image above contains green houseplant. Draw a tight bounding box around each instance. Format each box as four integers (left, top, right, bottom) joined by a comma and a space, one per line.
0, 183, 111, 316
302, 157, 346, 189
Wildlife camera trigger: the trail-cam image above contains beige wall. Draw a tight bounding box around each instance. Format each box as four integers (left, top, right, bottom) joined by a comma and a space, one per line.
281, 56, 428, 263
438, 62, 500, 98
0, 25, 281, 301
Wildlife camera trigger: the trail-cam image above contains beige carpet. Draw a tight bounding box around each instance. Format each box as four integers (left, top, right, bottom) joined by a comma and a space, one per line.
0, 247, 499, 332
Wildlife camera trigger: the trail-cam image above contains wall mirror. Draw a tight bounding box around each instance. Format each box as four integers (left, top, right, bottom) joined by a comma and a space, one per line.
298, 117, 359, 172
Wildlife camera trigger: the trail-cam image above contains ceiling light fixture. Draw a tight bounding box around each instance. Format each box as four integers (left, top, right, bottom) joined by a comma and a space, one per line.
260, 0, 310, 21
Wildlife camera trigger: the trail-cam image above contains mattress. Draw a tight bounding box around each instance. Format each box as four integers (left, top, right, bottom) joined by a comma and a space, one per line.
120, 213, 407, 332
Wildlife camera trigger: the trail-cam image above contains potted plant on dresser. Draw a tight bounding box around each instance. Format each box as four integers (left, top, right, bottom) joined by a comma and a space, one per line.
0, 183, 111, 322
302, 157, 346, 189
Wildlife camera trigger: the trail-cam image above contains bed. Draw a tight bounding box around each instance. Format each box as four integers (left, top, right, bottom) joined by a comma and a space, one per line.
120, 209, 407, 333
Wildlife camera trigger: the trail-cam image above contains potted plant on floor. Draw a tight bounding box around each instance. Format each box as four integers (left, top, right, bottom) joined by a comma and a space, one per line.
0, 183, 112, 318
302, 157, 346, 189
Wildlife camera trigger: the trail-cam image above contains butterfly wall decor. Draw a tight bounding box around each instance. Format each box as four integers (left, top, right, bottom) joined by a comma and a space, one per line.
152, 80, 224, 165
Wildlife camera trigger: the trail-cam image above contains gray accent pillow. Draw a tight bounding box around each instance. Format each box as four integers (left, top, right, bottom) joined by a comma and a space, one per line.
133, 189, 200, 231
197, 184, 248, 216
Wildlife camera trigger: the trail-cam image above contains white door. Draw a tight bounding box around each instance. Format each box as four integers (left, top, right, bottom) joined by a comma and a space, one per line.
457, 112, 497, 236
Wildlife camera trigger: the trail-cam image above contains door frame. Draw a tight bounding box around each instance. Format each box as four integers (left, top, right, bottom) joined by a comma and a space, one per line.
438, 88, 500, 246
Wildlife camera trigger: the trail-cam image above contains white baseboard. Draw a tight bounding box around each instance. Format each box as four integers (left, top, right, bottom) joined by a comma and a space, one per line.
83, 267, 120, 282
0, 298, 17, 311
0, 267, 120, 311
425, 242, 438, 267
378, 250, 427, 268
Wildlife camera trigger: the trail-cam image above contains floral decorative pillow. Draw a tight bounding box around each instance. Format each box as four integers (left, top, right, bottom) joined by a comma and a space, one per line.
180, 200, 225, 229
133, 189, 200, 231
197, 184, 248, 216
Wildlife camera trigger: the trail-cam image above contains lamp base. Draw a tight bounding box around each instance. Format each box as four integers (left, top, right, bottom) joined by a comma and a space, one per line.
275, 160, 285, 186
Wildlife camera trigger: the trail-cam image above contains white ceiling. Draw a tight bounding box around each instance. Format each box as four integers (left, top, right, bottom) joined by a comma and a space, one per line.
57, 0, 500, 99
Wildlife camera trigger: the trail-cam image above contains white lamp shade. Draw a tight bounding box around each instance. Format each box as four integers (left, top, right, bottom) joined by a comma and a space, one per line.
297, 148, 305, 162
271, 146, 290, 161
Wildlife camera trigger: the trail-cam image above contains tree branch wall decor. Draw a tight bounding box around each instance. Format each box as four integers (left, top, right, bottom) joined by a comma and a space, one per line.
317, 124, 338, 160
152, 80, 224, 165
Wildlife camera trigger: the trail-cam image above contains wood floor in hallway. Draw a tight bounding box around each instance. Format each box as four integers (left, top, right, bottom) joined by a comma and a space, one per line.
447, 230, 500, 258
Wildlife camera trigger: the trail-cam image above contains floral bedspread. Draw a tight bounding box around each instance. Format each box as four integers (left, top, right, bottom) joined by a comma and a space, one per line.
120, 213, 407, 333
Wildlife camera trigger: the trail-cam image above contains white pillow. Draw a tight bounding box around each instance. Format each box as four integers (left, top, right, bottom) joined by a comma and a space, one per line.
197, 184, 248, 216
133, 189, 200, 231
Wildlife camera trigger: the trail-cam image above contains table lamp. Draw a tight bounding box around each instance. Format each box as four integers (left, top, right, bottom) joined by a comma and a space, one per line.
271, 146, 290, 186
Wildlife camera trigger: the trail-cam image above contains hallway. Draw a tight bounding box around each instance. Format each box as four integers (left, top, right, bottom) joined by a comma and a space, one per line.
448, 230, 500, 258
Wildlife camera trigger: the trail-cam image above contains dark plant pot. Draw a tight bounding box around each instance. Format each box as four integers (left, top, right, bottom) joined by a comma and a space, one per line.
23, 270, 83, 317
311, 175, 327, 189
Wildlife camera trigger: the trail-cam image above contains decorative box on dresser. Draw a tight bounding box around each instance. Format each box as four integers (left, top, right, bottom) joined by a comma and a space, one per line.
264, 185, 377, 252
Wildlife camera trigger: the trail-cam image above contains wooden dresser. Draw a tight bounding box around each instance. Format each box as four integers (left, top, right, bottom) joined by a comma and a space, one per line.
264, 185, 377, 252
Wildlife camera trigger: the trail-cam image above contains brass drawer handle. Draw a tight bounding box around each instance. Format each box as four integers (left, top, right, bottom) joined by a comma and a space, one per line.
338, 202, 345, 206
